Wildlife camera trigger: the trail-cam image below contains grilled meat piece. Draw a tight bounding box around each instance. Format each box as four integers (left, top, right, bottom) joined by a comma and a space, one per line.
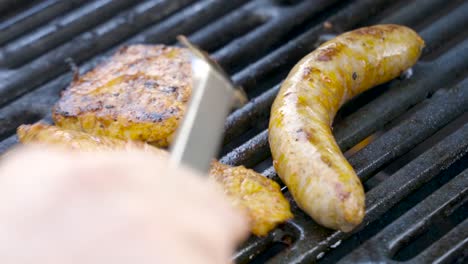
17, 123, 293, 236
17, 122, 160, 153
210, 162, 293, 236
269, 24, 424, 232
53, 45, 192, 147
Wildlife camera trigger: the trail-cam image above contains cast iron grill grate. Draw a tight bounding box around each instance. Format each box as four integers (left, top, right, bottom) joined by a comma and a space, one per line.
0, 0, 466, 263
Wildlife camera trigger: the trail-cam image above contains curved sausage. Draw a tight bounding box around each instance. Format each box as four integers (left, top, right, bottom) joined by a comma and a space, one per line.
269, 24, 424, 231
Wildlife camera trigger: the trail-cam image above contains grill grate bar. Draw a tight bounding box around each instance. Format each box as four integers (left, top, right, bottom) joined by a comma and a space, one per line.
188, 2, 267, 53
0, 0, 89, 45
232, 0, 395, 91
340, 168, 468, 263
0, 73, 69, 140
0, 0, 141, 68
126, 0, 251, 45
212, 0, 340, 73
380, 0, 452, 27
348, 79, 468, 182
412, 218, 468, 264
223, 84, 279, 144
220, 128, 270, 167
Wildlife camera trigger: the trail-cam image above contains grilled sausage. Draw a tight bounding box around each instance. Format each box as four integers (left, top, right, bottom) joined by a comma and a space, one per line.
269, 25, 424, 231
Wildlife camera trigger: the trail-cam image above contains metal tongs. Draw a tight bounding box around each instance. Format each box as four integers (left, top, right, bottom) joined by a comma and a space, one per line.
169, 36, 247, 174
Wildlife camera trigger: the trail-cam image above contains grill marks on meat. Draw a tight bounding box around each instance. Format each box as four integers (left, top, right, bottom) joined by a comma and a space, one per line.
53, 45, 192, 147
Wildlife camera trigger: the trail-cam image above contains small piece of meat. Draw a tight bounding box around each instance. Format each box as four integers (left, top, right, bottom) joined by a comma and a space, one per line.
210, 162, 293, 236
17, 123, 293, 236
52, 45, 192, 147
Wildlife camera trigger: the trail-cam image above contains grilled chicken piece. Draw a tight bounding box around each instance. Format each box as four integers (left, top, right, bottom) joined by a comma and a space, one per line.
210, 162, 293, 236
17, 123, 293, 236
53, 45, 192, 147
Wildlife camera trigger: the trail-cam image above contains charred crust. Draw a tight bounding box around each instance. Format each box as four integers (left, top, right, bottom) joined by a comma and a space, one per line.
54, 108, 71, 117
295, 128, 305, 141
302, 67, 321, 80
83, 100, 103, 112
296, 128, 320, 145
354, 25, 399, 37
355, 27, 382, 36
320, 155, 333, 168
117, 45, 130, 54
317, 48, 335, 61
144, 80, 158, 88
138, 107, 179, 123
52, 45, 190, 137
53, 103, 76, 117
168, 107, 178, 114
305, 130, 320, 146
160, 86, 177, 93
316, 43, 343, 62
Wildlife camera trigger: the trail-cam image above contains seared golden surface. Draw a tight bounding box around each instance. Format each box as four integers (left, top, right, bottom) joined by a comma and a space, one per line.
17, 123, 158, 153
269, 25, 424, 231
17, 123, 292, 236
210, 162, 293, 236
53, 45, 192, 147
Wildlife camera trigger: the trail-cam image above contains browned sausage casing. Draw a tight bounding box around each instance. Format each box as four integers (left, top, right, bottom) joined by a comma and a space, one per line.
269, 25, 424, 231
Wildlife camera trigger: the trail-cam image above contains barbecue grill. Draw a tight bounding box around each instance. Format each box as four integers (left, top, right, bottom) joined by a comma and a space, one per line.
0, 0, 467, 263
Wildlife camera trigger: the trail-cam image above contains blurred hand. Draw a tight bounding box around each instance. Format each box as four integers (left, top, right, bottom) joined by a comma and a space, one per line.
0, 146, 248, 264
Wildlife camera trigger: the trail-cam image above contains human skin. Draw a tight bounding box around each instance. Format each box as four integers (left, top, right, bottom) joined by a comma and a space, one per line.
0, 146, 248, 264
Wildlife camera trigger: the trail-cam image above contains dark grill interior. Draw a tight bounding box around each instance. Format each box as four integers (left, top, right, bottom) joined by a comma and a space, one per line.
0, 0, 467, 263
